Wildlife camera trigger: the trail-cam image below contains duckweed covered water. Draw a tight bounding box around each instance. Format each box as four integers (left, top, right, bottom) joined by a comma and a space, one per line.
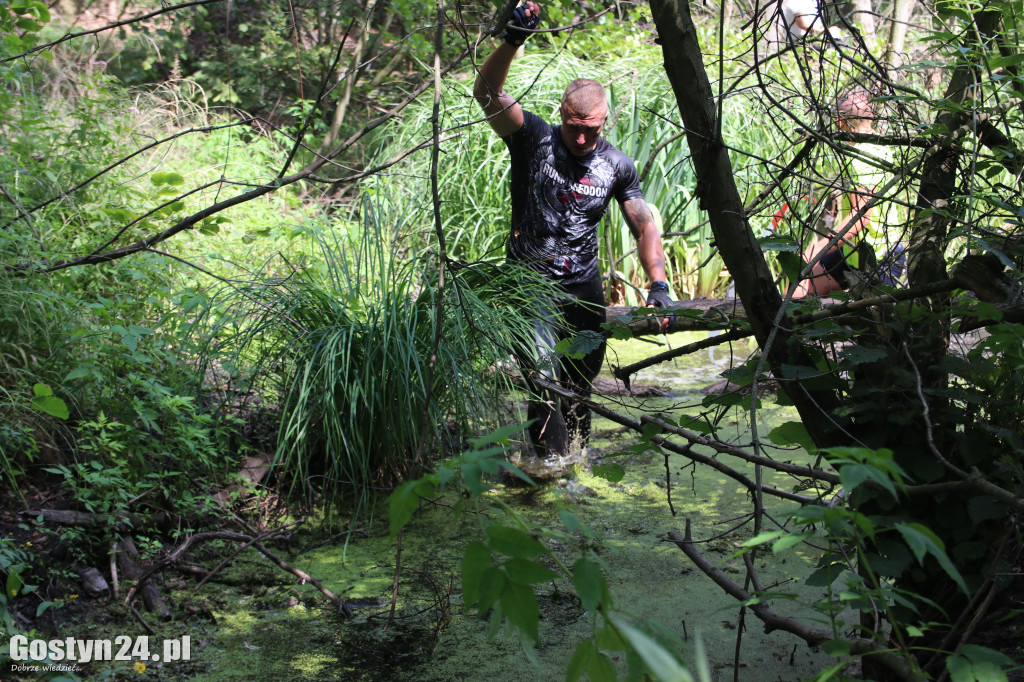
174, 335, 843, 681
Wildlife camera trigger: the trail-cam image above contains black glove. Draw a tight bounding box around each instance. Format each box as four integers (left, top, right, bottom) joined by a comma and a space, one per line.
646, 280, 673, 308
504, 3, 539, 47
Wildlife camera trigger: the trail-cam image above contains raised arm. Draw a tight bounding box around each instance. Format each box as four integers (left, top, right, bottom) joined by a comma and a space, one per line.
473, 43, 525, 137
472, 1, 539, 137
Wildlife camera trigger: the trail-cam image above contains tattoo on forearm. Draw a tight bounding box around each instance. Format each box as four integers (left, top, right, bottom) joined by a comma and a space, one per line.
624, 199, 651, 238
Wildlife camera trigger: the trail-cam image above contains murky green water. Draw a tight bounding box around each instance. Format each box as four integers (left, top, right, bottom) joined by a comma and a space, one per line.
153, 335, 841, 681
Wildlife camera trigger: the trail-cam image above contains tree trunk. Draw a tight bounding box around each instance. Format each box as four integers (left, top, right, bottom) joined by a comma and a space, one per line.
319, 0, 382, 155
649, 0, 839, 445
846, 0, 877, 51
882, 0, 916, 71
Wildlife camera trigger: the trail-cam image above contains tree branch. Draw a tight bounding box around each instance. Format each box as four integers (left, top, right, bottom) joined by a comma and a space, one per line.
1, 0, 228, 64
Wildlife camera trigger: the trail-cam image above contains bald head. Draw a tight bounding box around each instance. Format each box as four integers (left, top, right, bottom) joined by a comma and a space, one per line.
837, 90, 875, 133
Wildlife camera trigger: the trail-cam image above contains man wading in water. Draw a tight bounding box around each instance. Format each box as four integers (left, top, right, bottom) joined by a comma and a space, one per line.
473, 1, 674, 464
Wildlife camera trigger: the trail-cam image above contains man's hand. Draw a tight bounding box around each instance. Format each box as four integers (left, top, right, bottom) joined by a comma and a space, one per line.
646, 280, 673, 308
646, 281, 674, 333
504, 1, 540, 46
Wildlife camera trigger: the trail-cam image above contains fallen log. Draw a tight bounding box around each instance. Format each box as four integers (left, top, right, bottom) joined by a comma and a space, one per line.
605, 279, 961, 338
118, 536, 170, 620
24, 509, 169, 530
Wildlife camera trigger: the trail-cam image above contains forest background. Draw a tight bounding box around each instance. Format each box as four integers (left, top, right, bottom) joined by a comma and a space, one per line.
2, 0, 1024, 680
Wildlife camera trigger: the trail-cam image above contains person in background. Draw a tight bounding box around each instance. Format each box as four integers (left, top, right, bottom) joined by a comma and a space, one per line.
794, 90, 905, 296
766, 0, 843, 50
472, 1, 674, 462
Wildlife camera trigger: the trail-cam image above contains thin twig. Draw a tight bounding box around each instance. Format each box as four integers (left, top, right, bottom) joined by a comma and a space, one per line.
385, 531, 403, 632
125, 602, 156, 637
109, 540, 119, 600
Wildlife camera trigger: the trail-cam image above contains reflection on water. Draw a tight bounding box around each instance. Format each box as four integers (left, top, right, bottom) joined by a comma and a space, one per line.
604, 331, 761, 397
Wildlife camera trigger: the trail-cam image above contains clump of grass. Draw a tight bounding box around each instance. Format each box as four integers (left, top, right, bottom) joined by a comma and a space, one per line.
193, 200, 554, 521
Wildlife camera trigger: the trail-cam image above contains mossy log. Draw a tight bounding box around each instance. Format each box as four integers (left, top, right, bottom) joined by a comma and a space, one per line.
605, 298, 748, 337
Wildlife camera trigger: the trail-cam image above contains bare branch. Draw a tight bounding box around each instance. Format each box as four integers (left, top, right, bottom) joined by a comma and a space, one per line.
667, 522, 923, 682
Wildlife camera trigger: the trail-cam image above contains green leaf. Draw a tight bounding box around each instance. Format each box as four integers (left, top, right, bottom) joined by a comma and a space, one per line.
768, 421, 815, 454
151, 171, 185, 186
558, 509, 580, 532
460, 461, 483, 496
500, 580, 539, 642
485, 525, 546, 558
566, 639, 596, 682
387, 476, 437, 536
805, 564, 845, 587
959, 644, 1015, 667
838, 346, 888, 367
556, 330, 604, 359
895, 523, 968, 594
65, 367, 93, 381
780, 363, 824, 380
591, 463, 625, 483
503, 558, 558, 585
945, 654, 975, 682
31, 384, 68, 420
487, 601, 503, 639
777, 251, 803, 284
738, 530, 786, 548
608, 615, 695, 682
822, 639, 851, 657
967, 496, 1003, 523
477, 566, 506, 616
572, 558, 605, 611
7, 572, 23, 598
587, 650, 617, 681
608, 324, 633, 340
461, 541, 490, 608
772, 532, 812, 553
838, 463, 897, 499
468, 422, 528, 449
595, 624, 627, 650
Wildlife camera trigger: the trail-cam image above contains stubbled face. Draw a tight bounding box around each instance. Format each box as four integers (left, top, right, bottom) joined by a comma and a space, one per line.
559, 104, 607, 157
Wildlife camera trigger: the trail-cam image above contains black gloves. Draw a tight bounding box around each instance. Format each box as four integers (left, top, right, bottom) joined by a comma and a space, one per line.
504, 3, 540, 46
646, 280, 673, 308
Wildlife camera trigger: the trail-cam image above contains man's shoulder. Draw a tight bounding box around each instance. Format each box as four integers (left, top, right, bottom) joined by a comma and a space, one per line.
595, 139, 638, 172
507, 109, 555, 141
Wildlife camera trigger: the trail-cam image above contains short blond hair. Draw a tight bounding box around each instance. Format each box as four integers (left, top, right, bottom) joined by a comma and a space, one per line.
561, 79, 607, 117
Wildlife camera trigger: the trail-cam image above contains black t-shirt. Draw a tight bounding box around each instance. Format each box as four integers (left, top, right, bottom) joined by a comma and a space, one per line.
503, 110, 645, 286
